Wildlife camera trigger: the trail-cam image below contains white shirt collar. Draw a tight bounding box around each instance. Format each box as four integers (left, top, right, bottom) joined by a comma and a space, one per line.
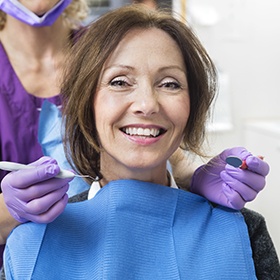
88, 173, 178, 200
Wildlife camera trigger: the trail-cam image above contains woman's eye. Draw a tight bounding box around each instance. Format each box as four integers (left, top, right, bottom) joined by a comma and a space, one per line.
159, 80, 182, 90
110, 78, 129, 87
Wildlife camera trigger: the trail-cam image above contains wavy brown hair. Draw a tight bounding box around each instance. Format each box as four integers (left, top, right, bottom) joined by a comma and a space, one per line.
0, 0, 88, 30
61, 4, 217, 181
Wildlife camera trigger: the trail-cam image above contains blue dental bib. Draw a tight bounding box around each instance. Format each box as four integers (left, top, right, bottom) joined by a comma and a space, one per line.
4, 180, 256, 279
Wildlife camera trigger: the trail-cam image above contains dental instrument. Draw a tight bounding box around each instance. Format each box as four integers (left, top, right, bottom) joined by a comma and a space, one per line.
226, 156, 248, 169
0, 161, 76, 179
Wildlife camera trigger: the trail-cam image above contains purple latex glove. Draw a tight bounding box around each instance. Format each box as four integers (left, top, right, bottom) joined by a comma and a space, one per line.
190, 147, 270, 210
1, 157, 72, 223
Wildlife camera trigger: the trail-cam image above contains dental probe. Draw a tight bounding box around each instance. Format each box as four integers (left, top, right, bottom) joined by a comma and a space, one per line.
0, 161, 75, 179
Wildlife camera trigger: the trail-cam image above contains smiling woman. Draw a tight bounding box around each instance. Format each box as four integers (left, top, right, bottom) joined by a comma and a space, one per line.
93, 27, 190, 185
62, 5, 215, 184
2, 4, 279, 279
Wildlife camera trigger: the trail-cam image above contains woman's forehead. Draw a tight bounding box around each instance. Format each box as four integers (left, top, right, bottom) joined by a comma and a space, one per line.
101, 28, 186, 72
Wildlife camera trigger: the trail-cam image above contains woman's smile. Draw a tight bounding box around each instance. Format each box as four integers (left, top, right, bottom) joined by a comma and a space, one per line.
121, 126, 164, 138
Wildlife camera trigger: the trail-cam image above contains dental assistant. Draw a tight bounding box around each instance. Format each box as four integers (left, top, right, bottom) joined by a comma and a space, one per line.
0, 0, 88, 181
0, 0, 89, 265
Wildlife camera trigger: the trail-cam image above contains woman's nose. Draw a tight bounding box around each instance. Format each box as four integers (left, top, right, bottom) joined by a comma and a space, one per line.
131, 84, 160, 116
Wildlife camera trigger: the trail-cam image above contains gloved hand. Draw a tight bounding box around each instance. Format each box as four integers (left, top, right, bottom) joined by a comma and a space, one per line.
1, 156, 72, 223
190, 147, 270, 210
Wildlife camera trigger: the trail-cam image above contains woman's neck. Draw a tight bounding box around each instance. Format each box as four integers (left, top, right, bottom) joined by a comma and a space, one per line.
99, 163, 170, 188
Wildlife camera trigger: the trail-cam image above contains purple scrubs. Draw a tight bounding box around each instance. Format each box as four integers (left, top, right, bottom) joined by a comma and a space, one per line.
0, 42, 61, 183
0, 42, 62, 268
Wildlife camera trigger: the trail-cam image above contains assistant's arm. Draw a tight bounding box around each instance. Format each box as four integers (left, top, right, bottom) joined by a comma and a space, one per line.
0, 194, 19, 245
168, 147, 196, 190
0, 194, 19, 268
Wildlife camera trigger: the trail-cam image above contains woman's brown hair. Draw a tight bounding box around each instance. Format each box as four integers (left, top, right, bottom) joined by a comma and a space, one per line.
61, 4, 217, 181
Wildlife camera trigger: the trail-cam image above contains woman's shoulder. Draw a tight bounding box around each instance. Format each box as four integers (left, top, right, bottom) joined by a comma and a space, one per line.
241, 207, 280, 279
241, 207, 265, 233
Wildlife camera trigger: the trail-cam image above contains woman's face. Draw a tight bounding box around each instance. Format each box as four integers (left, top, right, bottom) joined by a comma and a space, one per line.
18, 0, 61, 15
94, 28, 190, 185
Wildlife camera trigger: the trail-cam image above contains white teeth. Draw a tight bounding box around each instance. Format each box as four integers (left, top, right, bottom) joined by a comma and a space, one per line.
124, 127, 160, 137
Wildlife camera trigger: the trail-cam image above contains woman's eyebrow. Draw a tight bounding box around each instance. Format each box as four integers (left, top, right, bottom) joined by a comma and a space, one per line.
103, 64, 135, 72
103, 64, 186, 73
157, 65, 186, 74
